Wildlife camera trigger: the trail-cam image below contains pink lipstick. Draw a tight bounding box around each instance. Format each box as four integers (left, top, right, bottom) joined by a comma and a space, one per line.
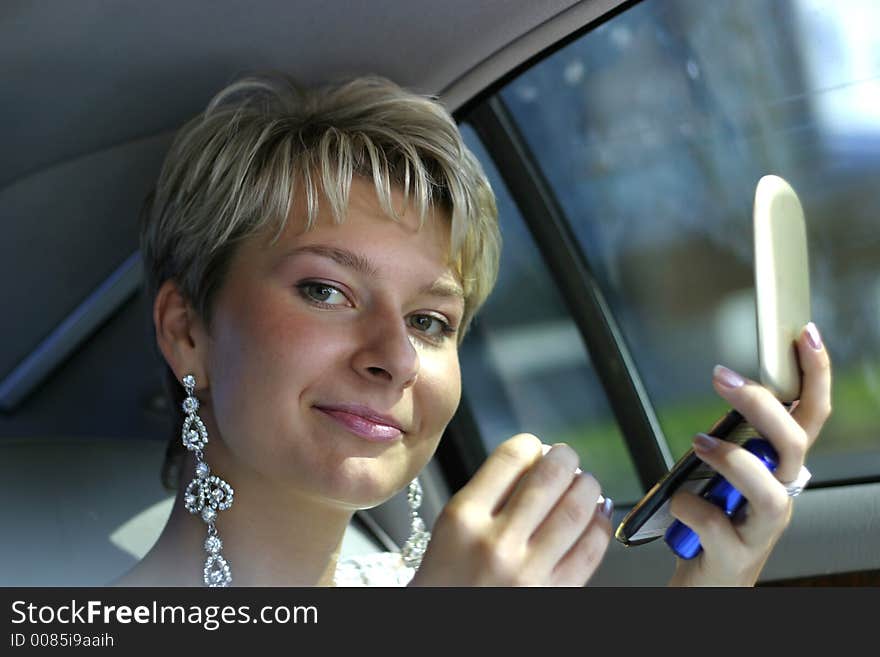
315, 407, 403, 442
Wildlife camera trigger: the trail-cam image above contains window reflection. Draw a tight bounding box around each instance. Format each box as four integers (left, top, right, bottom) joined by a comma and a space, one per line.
459, 125, 643, 504
500, 0, 880, 481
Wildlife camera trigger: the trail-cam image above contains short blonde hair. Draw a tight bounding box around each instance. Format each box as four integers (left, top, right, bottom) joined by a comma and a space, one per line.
142, 74, 500, 337
140, 74, 501, 488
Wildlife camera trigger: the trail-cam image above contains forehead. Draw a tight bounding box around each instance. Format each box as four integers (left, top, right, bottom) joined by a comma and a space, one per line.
252, 176, 460, 285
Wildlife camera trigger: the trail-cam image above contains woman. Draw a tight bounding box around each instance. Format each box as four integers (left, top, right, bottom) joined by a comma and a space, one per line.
111, 74, 832, 587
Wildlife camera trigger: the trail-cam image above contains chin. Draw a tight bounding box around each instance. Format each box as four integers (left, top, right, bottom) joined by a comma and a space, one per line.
322, 459, 414, 510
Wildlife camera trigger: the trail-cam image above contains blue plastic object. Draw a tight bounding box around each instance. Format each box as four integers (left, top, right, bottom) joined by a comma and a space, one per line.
665, 438, 779, 560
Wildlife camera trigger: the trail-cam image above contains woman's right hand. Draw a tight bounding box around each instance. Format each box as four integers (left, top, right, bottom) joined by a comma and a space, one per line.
408, 433, 613, 586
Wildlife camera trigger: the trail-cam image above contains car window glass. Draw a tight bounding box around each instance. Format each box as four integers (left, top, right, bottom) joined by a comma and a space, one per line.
497, 0, 880, 482
459, 124, 642, 505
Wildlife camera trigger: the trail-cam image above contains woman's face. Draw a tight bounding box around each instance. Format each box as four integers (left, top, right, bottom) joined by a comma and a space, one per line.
202, 177, 463, 508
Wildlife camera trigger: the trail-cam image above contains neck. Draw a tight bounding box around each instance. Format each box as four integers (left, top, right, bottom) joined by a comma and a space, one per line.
138, 446, 355, 588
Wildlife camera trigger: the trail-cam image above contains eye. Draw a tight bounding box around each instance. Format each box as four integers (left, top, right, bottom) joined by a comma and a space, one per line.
409, 314, 456, 340
297, 282, 351, 307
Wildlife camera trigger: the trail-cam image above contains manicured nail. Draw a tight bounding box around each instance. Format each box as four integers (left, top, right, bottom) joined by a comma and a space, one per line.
597, 495, 614, 519
714, 364, 745, 388
805, 322, 823, 350
693, 433, 719, 451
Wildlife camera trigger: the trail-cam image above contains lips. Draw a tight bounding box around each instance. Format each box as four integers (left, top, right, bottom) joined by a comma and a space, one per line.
314, 404, 405, 442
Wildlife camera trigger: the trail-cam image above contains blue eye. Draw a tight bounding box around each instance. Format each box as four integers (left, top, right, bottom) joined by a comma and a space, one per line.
297, 282, 349, 306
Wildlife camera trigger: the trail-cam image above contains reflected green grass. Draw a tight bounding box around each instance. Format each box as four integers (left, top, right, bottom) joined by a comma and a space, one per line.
555, 363, 879, 505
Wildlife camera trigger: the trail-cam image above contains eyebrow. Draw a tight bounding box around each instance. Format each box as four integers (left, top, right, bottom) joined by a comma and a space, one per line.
283, 245, 465, 300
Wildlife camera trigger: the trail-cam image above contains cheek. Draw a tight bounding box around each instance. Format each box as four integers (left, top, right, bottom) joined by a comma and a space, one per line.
447, 357, 462, 412
418, 351, 462, 436
207, 296, 332, 431
251, 331, 343, 403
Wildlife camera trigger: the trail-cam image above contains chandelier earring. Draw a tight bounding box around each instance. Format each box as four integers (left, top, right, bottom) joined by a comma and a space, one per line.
180, 374, 235, 587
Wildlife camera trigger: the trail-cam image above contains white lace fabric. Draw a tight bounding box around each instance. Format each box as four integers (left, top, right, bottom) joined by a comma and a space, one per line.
333, 552, 415, 587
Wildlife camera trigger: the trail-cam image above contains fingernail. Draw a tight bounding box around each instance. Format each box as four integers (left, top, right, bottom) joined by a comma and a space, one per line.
805, 322, 823, 351
693, 433, 719, 451
596, 495, 614, 519
714, 364, 745, 388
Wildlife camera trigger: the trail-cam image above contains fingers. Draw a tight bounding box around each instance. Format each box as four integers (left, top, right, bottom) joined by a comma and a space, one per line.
790, 322, 832, 446
458, 433, 544, 515
689, 434, 792, 546
710, 322, 832, 482
711, 365, 808, 483
524, 470, 605, 573
549, 502, 613, 586
664, 328, 830, 586
431, 435, 610, 586
669, 480, 747, 554
497, 443, 581, 537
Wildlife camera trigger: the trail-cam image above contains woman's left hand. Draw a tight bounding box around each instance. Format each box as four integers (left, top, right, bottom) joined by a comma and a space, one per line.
667, 322, 832, 586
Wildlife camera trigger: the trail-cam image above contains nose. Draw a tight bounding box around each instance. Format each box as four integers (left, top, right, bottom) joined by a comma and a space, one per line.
351, 309, 420, 388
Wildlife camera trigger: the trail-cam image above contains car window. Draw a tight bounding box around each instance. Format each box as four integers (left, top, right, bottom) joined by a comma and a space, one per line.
458, 124, 643, 505
469, 0, 880, 485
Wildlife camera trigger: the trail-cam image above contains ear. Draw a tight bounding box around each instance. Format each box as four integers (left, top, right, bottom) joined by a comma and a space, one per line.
153, 280, 211, 390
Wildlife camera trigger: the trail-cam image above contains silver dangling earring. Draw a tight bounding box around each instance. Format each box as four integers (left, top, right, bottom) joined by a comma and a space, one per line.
180, 374, 234, 587
401, 478, 431, 570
